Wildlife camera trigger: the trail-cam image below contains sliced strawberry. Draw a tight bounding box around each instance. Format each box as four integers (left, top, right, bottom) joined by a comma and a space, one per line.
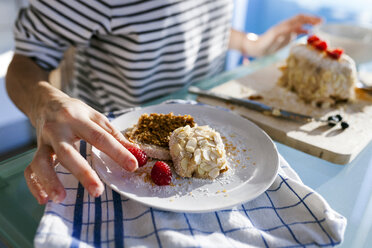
313, 40, 328, 51
307, 35, 320, 44
151, 161, 172, 186
327, 48, 344, 60
127, 147, 148, 167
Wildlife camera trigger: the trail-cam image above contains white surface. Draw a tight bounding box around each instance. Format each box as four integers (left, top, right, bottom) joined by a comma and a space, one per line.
315, 23, 372, 65
92, 103, 279, 213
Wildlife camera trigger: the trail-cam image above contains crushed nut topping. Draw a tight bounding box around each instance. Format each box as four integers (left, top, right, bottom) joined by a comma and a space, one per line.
169, 125, 228, 179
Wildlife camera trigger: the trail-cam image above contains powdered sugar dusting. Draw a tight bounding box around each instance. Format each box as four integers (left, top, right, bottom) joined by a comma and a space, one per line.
119, 115, 256, 200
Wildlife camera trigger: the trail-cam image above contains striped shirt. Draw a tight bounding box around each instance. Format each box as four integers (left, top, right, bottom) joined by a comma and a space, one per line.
14, 0, 233, 112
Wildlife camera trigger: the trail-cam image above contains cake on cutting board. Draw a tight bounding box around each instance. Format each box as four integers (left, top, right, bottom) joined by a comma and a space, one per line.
277, 35, 358, 108
195, 36, 372, 164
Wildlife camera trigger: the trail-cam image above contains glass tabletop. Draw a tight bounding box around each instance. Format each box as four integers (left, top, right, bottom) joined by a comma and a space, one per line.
1, 50, 371, 248
0, 149, 44, 248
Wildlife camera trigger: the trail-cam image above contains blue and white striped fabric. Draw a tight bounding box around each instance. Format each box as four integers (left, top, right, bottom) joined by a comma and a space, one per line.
34, 101, 347, 248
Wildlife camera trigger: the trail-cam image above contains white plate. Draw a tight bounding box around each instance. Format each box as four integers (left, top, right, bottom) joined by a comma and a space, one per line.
92, 103, 279, 213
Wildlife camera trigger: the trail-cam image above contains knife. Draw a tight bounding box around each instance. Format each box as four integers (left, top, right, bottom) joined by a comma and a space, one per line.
188, 86, 314, 122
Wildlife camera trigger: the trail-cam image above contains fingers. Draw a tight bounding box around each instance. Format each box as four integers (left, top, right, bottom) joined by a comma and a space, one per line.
52, 141, 105, 197
76, 118, 138, 172
30, 98, 118, 204
29, 145, 66, 203
293, 24, 309, 34
32, 99, 139, 204
278, 14, 322, 36
24, 165, 49, 204
26, 142, 104, 204
90, 112, 135, 148
292, 14, 322, 26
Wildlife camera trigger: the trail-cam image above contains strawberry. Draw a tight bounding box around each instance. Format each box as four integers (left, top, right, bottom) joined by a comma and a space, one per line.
127, 147, 148, 167
313, 40, 328, 51
327, 48, 344, 60
151, 161, 172, 186
307, 35, 320, 44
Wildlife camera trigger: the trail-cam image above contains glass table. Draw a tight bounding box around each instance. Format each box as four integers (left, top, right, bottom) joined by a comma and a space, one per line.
1, 53, 371, 248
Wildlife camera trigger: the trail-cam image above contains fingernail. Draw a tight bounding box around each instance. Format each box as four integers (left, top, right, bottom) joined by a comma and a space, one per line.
89, 185, 103, 197
38, 191, 48, 204
128, 161, 138, 172
37, 196, 45, 205
128, 156, 138, 171
38, 197, 48, 205
50, 191, 62, 204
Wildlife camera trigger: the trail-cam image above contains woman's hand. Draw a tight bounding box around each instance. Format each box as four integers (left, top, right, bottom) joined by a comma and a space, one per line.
229, 14, 322, 57
27, 96, 139, 204
24, 91, 138, 204
6, 54, 139, 204
256, 14, 322, 56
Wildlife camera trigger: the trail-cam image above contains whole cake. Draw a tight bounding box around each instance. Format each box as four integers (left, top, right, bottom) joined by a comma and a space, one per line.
278, 35, 358, 108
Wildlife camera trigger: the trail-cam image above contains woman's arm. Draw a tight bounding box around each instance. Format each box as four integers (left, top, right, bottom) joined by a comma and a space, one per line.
6, 54, 138, 204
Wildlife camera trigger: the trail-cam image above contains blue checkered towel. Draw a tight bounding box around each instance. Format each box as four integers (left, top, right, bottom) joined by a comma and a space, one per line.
34, 101, 346, 248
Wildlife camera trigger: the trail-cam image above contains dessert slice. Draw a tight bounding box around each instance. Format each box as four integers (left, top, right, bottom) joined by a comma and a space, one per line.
125, 113, 195, 160
169, 125, 228, 179
278, 35, 358, 108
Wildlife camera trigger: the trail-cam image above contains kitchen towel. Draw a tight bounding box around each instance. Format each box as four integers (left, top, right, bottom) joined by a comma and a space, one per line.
34, 100, 346, 248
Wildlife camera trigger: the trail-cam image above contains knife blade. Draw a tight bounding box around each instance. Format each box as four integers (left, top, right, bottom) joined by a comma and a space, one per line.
188, 86, 314, 122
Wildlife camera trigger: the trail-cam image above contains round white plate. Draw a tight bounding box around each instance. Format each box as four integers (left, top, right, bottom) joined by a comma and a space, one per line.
92, 103, 279, 213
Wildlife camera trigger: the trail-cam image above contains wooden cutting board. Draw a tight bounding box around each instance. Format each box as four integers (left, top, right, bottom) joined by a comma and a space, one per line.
197, 64, 372, 165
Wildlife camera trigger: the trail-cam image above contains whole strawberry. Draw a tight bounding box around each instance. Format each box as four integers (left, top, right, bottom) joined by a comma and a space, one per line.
313, 40, 327, 51
151, 161, 172, 186
307, 35, 320, 44
127, 147, 148, 167
327, 48, 343, 60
